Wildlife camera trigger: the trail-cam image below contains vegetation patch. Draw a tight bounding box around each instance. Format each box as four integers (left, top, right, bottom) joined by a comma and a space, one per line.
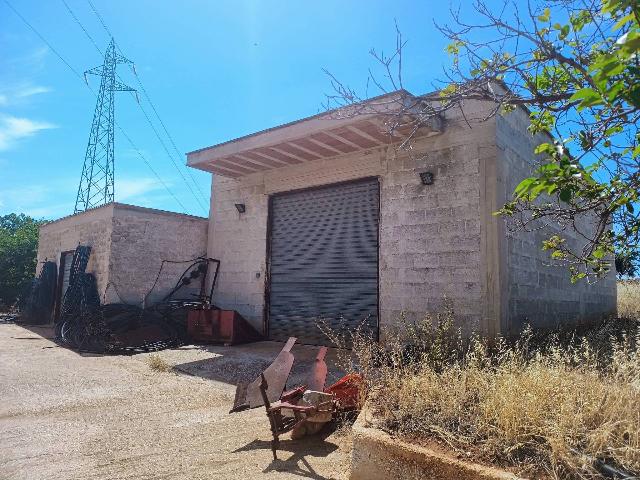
0, 214, 46, 310
146, 353, 173, 373
618, 280, 640, 319
328, 309, 640, 479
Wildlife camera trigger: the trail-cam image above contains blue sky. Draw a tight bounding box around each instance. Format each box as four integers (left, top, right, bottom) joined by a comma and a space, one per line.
0, 0, 454, 219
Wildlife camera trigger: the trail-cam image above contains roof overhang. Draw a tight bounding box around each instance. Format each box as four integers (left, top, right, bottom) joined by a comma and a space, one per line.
187, 90, 444, 178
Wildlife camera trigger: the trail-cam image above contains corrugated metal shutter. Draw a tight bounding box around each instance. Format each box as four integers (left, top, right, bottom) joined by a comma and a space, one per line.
268, 178, 379, 345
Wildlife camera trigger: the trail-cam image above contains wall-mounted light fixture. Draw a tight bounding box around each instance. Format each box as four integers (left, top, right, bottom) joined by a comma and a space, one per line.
234, 203, 246, 214
419, 171, 434, 185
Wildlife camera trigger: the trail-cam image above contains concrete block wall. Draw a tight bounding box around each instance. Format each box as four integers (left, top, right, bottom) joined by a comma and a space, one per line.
208, 101, 498, 339
497, 109, 617, 332
108, 204, 208, 305
378, 118, 495, 337
36, 203, 208, 311
37, 204, 115, 302
206, 98, 617, 341
208, 174, 269, 328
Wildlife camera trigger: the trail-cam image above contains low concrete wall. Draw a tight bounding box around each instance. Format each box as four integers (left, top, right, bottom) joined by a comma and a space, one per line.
37, 204, 115, 302
36, 203, 208, 312
108, 204, 208, 305
350, 407, 522, 480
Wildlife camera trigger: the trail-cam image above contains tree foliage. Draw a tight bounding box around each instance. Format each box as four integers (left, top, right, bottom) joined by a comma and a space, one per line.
615, 249, 638, 277
441, 0, 640, 281
326, 0, 639, 282
0, 214, 46, 307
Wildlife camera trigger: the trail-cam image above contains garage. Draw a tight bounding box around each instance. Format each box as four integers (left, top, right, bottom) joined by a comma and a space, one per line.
267, 178, 380, 345
187, 91, 617, 344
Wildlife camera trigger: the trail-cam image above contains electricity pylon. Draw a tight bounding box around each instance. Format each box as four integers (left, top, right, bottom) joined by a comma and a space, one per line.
74, 38, 136, 213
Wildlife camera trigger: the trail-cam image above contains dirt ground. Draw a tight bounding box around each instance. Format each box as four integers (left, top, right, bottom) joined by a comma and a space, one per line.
0, 321, 351, 480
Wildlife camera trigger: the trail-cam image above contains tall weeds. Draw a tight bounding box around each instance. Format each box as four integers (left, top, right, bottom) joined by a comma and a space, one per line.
618, 280, 640, 319
324, 309, 640, 479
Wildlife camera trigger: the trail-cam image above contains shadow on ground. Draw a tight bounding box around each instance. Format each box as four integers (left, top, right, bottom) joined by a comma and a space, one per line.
5, 317, 348, 388
172, 342, 346, 388
235, 426, 342, 480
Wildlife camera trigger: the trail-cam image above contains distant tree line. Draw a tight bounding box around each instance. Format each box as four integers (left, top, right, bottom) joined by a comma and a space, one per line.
0, 214, 46, 309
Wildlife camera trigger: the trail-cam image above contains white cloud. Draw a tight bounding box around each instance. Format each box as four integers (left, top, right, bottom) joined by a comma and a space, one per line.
23, 202, 73, 219
0, 114, 57, 151
0, 84, 52, 107
15, 85, 51, 99
116, 177, 168, 202
0, 176, 172, 219
21, 46, 49, 70
4, 46, 49, 73
0, 179, 76, 219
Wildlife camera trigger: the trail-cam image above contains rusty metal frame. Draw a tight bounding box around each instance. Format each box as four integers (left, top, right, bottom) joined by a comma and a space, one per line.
53, 250, 74, 323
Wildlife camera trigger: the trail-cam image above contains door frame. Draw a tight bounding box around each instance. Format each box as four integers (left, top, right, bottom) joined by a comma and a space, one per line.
263, 176, 381, 343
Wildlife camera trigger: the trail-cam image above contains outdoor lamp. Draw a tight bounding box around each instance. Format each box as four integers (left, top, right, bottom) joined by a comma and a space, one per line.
419, 171, 434, 185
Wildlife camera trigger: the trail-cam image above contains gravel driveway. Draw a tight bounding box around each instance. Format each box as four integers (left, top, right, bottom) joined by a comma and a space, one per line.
0, 322, 350, 479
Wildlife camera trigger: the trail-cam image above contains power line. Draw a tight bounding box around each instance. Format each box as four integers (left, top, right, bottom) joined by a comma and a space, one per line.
2, 0, 85, 83
75, 39, 135, 212
61, 0, 204, 213
83, 0, 209, 213
59, 1, 199, 213
115, 121, 189, 212
132, 72, 210, 206
2, 0, 187, 213
86, 0, 112, 37
120, 74, 208, 213
60, 0, 102, 55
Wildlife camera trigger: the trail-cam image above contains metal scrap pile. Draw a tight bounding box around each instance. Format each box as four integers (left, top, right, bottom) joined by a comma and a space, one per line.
55, 245, 220, 353
230, 337, 362, 459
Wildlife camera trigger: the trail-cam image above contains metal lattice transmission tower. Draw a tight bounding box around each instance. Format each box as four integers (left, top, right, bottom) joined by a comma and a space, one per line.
74, 38, 136, 213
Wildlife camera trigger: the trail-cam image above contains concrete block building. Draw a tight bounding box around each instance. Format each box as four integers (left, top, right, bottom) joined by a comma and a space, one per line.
187, 90, 616, 344
37, 203, 208, 320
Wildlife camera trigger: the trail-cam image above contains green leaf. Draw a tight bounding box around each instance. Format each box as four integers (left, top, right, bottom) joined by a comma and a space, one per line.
537, 8, 550, 23
621, 36, 640, 56
571, 272, 586, 283
613, 13, 635, 31
559, 189, 572, 202
534, 143, 554, 155
569, 88, 603, 109
607, 82, 625, 102
514, 178, 536, 198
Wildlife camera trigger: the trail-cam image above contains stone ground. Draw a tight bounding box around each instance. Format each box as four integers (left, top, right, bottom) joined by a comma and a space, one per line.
0, 321, 351, 480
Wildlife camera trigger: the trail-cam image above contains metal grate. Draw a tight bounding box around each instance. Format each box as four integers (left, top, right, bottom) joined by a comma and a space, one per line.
268, 178, 379, 345
61, 251, 75, 300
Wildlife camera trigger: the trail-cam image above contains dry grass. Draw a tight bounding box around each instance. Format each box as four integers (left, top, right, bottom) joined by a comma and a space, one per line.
146, 353, 173, 373
618, 279, 640, 319
327, 307, 640, 479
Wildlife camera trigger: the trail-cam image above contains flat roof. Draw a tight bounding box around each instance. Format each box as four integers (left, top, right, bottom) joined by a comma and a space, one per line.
40, 202, 207, 229
187, 90, 443, 178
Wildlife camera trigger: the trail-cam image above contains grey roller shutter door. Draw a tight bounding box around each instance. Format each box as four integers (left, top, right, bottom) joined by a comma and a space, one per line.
268, 178, 379, 345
